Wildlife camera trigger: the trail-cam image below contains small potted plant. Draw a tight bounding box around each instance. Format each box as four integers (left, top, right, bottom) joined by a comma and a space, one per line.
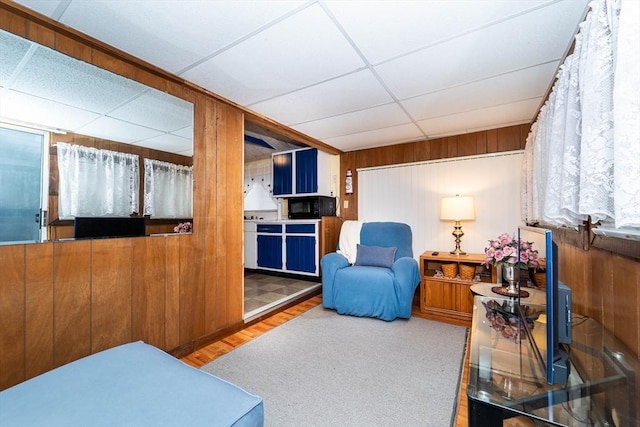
483, 233, 539, 294
174, 222, 192, 234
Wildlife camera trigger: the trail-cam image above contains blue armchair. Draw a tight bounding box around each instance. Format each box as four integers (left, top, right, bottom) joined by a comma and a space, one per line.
320, 222, 420, 321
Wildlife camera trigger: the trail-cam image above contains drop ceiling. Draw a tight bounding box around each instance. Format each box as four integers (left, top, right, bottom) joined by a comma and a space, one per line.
9, 0, 590, 156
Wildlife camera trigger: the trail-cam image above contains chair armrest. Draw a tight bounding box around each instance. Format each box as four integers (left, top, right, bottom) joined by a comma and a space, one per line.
392, 257, 421, 316
320, 252, 350, 308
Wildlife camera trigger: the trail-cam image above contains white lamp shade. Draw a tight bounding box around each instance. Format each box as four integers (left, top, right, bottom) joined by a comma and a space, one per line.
440, 196, 475, 221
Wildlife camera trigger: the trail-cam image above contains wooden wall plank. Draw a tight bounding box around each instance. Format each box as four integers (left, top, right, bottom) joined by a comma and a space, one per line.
53, 240, 91, 367
180, 233, 205, 343
165, 236, 181, 350
0, 245, 26, 389
612, 253, 639, 353
223, 102, 245, 323
91, 238, 133, 353
25, 243, 54, 379
132, 237, 167, 348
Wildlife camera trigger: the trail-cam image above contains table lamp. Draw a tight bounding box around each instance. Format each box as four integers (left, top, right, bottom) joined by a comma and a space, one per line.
440, 195, 475, 255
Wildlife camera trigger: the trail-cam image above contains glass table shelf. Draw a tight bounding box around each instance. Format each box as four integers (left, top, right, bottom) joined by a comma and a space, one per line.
467, 295, 639, 426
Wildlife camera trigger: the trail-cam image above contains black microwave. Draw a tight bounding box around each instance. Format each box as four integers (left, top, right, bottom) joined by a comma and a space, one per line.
288, 196, 336, 219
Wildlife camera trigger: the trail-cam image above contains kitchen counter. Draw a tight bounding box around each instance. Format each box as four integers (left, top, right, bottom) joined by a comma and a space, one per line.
243, 218, 322, 224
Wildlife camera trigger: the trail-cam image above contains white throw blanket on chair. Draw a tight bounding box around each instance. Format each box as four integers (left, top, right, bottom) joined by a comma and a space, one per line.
336, 220, 363, 264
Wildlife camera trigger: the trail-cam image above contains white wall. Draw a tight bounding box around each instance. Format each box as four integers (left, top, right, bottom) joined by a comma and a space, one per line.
358, 151, 523, 259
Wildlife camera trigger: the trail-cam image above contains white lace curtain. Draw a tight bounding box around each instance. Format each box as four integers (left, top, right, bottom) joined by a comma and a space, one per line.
522, 0, 639, 229
143, 158, 193, 218
57, 142, 139, 219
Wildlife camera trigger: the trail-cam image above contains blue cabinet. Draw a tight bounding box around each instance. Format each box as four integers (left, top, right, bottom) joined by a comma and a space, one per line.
272, 152, 293, 196
295, 148, 318, 194
272, 148, 332, 197
285, 223, 317, 273
255, 221, 319, 276
256, 224, 283, 270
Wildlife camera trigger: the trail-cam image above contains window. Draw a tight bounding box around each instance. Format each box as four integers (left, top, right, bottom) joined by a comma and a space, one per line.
57, 142, 139, 218
0, 124, 48, 244
143, 158, 193, 218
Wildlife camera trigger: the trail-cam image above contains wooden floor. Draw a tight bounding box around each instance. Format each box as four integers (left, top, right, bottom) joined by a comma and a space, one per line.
181, 295, 471, 427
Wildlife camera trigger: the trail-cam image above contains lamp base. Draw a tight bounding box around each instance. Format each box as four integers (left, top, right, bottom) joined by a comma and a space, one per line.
449, 221, 467, 256
449, 249, 467, 256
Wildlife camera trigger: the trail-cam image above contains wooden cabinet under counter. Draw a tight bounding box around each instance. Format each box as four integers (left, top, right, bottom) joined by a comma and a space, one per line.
419, 251, 492, 327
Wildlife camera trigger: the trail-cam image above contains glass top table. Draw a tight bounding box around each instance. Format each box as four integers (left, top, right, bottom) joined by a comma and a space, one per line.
467, 295, 639, 427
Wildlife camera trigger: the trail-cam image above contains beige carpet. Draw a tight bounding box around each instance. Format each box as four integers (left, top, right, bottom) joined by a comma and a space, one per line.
202, 305, 467, 427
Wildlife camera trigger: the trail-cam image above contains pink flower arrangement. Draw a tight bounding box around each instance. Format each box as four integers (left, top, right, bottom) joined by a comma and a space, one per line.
174, 222, 192, 233
482, 233, 540, 269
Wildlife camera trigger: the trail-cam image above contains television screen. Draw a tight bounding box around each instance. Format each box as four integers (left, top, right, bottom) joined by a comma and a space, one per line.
74, 217, 146, 239
518, 225, 571, 385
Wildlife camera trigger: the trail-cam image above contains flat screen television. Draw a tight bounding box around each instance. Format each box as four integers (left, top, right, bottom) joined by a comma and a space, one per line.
74, 216, 146, 239
518, 225, 572, 385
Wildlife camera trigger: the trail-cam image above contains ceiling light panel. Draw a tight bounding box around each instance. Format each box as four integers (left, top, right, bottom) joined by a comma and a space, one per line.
323, 122, 424, 152
325, 0, 551, 64
374, 0, 588, 100
49, 0, 306, 74
294, 103, 412, 140
181, 3, 366, 105
249, 69, 393, 126
401, 62, 559, 121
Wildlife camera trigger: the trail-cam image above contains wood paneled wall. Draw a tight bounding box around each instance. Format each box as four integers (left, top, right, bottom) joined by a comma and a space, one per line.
0, 3, 244, 390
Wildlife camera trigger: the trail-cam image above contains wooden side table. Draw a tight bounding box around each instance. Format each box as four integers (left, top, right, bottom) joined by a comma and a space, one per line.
419, 251, 492, 327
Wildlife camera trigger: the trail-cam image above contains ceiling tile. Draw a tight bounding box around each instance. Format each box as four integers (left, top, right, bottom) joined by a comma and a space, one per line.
55, 0, 306, 73
171, 125, 193, 140
11, 0, 64, 19
0, 30, 32, 85
249, 69, 393, 126
326, 0, 552, 64
293, 103, 412, 139
374, 0, 588, 100
109, 90, 194, 132
401, 62, 559, 121
134, 134, 193, 156
416, 98, 542, 137
181, 3, 366, 105
0, 89, 100, 132
323, 123, 424, 152
11, 45, 147, 113
75, 117, 164, 144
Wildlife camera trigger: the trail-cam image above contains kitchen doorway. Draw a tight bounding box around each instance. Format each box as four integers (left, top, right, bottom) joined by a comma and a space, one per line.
244, 270, 320, 321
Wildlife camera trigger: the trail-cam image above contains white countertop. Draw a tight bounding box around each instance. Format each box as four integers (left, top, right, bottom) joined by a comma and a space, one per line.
244, 219, 321, 223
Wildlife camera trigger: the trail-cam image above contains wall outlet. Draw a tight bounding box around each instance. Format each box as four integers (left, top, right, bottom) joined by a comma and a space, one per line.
343, 200, 349, 209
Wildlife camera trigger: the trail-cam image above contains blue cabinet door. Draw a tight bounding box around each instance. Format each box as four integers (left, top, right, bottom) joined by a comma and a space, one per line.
272, 152, 293, 195
295, 148, 318, 194
285, 235, 316, 273
257, 235, 283, 269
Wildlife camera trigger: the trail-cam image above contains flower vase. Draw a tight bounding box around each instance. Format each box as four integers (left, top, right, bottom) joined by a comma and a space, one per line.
502, 264, 518, 294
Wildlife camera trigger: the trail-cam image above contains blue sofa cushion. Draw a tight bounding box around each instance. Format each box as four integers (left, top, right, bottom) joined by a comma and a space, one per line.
354, 244, 396, 268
